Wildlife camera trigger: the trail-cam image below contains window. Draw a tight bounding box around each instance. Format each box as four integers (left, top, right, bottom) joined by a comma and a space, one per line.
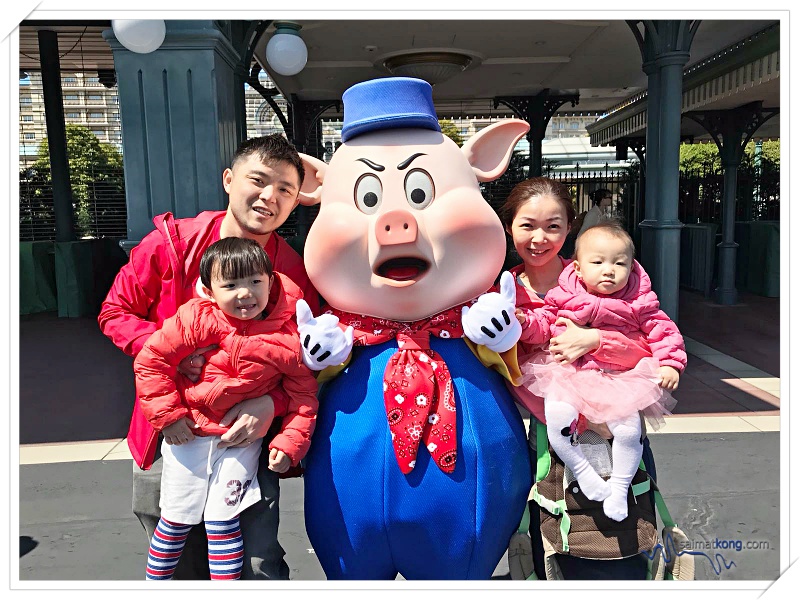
92, 130, 105, 137
571, 122, 579, 129
88, 94, 103, 101
89, 112, 104, 119
64, 77, 77, 83
64, 94, 79, 100
66, 112, 80, 119
110, 112, 119, 120
21, 96, 32, 104
21, 115, 33, 122
87, 76, 99, 83
24, 133, 35, 140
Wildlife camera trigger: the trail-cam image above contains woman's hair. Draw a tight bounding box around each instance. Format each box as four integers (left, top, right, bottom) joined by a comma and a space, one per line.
498, 177, 576, 228
574, 219, 635, 260
590, 188, 612, 207
199, 237, 274, 288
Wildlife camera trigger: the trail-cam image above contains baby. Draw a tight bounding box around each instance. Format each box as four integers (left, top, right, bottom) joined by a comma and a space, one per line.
516, 222, 686, 521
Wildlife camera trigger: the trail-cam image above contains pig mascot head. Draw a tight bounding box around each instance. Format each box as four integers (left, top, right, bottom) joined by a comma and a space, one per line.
298, 77, 532, 581
298, 77, 529, 321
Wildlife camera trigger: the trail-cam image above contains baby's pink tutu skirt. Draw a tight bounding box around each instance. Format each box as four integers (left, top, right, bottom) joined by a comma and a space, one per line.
519, 354, 677, 431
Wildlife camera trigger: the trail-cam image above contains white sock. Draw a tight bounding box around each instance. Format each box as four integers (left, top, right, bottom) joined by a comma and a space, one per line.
603, 414, 643, 521
545, 399, 610, 502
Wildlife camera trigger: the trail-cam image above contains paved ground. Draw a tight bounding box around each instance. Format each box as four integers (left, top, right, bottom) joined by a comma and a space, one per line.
17, 430, 779, 582
15, 288, 782, 583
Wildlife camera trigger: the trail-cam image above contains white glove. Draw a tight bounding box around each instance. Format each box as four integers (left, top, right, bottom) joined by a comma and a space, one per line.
296, 299, 354, 370
461, 271, 521, 353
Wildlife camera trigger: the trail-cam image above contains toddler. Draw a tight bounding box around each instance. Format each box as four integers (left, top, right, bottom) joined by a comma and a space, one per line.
134, 237, 318, 579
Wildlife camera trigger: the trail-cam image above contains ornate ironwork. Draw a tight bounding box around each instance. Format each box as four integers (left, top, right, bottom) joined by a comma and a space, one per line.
288, 95, 341, 158
686, 102, 779, 164
493, 91, 579, 135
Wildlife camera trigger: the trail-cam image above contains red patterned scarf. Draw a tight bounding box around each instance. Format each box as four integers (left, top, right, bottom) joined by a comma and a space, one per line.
328, 304, 471, 475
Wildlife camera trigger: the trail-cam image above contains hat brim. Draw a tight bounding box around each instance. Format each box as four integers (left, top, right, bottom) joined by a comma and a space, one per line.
341, 114, 441, 142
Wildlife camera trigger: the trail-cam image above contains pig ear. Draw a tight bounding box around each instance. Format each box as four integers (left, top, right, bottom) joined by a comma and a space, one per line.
298, 154, 327, 206
462, 119, 530, 182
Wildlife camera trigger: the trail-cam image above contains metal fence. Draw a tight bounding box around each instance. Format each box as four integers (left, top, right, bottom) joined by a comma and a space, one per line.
678, 164, 780, 225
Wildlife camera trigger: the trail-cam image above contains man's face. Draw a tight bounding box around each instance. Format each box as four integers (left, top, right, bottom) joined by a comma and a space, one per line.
222, 154, 301, 238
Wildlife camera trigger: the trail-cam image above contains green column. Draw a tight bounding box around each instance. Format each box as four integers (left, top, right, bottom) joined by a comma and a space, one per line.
648, 51, 689, 320
712, 117, 743, 306
37, 30, 76, 243
637, 60, 660, 277
103, 20, 247, 248
630, 19, 699, 321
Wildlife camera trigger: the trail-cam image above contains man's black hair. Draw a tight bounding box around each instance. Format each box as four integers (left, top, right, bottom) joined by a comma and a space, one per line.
231, 133, 305, 187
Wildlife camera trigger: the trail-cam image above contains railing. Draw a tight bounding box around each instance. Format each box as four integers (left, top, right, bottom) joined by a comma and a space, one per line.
678, 164, 780, 225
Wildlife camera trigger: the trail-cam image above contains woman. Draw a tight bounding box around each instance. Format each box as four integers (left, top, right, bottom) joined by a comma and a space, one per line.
498, 177, 656, 580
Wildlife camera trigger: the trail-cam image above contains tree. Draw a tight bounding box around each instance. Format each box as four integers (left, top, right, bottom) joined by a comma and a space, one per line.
21, 124, 126, 239
439, 119, 464, 147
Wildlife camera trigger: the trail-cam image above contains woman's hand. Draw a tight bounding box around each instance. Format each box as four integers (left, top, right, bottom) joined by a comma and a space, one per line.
217, 393, 275, 449
548, 317, 601, 364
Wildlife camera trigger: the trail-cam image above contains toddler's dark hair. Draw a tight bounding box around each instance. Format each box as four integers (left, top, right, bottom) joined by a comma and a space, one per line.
200, 237, 273, 288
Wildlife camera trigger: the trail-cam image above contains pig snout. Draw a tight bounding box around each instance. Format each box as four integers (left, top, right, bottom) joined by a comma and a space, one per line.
375, 210, 418, 246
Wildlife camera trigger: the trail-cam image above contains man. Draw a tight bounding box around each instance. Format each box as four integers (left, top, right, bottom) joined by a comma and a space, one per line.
99, 134, 319, 579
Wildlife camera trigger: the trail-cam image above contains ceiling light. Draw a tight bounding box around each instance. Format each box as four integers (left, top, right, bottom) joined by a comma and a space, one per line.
383, 51, 472, 86
266, 21, 308, 77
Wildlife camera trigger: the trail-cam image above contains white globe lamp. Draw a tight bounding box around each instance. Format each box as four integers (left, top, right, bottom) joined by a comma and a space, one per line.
266, 22, 308, 77
111, 20, 167, 54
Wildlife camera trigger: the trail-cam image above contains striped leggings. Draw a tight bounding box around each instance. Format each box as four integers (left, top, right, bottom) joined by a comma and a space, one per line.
145, 516, 244, 580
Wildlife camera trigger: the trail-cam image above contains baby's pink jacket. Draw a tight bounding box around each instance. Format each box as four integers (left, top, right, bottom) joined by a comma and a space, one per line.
520, 260, 687, 373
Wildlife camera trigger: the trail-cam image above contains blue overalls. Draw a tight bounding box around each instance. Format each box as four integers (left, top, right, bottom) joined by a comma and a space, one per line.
304, 338, 531, 580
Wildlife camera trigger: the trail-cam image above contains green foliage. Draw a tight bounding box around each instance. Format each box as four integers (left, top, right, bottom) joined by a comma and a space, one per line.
21, 124, 126, 238
678, 140, 780, 174
677, 139, 780, 222
438, 119, 464, 147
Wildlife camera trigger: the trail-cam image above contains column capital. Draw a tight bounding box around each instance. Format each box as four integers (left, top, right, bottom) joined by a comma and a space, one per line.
653, 51, 691, 69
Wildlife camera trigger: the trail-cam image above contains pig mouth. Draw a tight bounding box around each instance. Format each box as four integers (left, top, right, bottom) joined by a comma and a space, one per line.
375, 257, 430, 282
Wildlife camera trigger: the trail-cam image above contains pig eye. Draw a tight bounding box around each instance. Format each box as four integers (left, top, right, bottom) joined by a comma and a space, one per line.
354, 174, 382, 215
404, 169, 434, 210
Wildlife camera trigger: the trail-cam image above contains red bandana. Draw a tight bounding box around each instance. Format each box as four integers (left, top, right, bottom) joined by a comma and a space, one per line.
328, 304, 471, 475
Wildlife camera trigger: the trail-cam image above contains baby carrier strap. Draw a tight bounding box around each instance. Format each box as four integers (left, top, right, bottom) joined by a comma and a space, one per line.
508, 420, 694, 581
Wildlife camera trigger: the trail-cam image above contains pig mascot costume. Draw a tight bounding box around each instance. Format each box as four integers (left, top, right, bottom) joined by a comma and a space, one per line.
295, 77, 531, 580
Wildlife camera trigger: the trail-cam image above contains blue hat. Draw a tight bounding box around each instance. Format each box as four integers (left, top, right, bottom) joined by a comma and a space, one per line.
340, 77, 441, 142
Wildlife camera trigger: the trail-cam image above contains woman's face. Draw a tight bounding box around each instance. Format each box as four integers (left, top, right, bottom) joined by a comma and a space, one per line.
506, 194, 570, 270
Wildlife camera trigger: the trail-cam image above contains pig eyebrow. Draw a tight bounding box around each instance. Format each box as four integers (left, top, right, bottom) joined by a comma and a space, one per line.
357, 158, 385, 172
397, 153, 426, 170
